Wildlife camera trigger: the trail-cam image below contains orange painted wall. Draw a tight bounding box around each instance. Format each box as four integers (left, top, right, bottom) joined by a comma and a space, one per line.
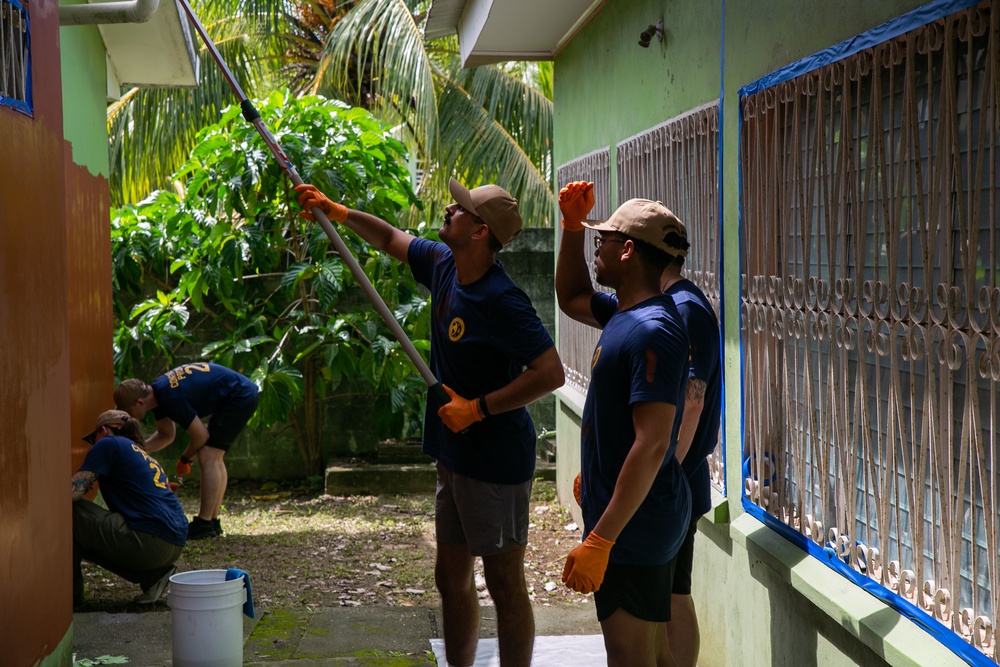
0, 1, 112, 663
65, 155, 115, 489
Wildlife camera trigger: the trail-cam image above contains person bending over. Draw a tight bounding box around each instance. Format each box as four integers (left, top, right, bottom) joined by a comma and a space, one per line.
115, 362, 259, 539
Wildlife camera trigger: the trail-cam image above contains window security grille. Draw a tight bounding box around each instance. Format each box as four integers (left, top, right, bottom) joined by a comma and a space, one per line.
741, 2, 1000, 658
0, 0, 31, 116
556, 149, 611, 395
617, 103, 723, 491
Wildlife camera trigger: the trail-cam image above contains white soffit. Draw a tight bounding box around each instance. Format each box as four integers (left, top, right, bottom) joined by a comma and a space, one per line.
425, 0, 606, 67
98, 0, 199, 88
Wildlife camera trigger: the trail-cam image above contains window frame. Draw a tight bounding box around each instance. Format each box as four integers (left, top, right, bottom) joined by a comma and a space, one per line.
0, 0, 33, 117
738, 0, 997, 663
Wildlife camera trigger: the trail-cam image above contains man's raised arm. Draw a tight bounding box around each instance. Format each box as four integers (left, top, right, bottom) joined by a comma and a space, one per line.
295, 184, 415, 264
555, 181, 599, 328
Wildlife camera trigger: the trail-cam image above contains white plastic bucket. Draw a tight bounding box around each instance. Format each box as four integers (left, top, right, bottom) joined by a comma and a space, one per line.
168, 569, 247, 667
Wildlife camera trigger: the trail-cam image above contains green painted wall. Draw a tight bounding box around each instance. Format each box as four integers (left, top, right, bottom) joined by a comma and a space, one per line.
554, 0, 722, 183
59, 18, 110, 177
553, 1, 971, 665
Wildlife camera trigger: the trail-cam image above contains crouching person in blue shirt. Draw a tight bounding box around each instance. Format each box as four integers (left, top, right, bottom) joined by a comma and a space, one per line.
72, 410, 188, 608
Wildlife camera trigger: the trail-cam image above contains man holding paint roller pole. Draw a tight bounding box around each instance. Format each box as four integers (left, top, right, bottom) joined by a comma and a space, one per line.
296, 179, 564, 667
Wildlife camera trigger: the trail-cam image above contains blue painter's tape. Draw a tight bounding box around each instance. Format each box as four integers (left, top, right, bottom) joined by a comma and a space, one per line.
739, 0, 982, 98
737, 1, 993, 663
742, 499, 993, 666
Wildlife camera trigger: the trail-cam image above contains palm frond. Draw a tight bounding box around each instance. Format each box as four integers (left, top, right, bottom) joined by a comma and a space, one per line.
201, 0, 297, 56
108, 0, 305, 206
455, 65, 552, 176
319, 0, 437, 156
108, 34, 267, 206
276, 1, 354, 96
434, 77, 553, 227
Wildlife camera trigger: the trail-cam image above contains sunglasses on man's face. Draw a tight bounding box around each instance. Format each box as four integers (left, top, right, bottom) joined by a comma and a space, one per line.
594, 236, 627, 251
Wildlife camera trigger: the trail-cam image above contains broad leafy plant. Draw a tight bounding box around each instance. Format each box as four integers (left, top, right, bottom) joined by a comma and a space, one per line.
108, 0, 555, 236
112, 92, 430, 474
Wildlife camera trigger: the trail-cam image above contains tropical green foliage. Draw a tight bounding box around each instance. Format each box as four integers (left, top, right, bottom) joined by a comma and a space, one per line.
107, 0, 281, 205
105, 0, 556, 471
112, 93, 429, 474
107, 0, 554, 229
320, 0, 554, 227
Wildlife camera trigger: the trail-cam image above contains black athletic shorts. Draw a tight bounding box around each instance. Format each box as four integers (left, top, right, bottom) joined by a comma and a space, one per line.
594, 559, 677, 623
670, 518, 700, 595
205, 393, 259, 452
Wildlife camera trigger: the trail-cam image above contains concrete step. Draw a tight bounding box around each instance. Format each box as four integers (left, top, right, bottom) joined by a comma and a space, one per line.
325, 457, 555, 496
372, 440, 433, 465
325, 462, 438, 495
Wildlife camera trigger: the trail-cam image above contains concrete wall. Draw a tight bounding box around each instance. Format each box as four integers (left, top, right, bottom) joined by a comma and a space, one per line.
553, 0, 971, 665
500, 228, 557, 441
554, 0, 722, 167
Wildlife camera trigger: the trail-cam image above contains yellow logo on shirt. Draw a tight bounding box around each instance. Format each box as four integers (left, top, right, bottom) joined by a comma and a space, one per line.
449, 318, 465, 341
591, 345, 602, 370
166, 362, 211, 388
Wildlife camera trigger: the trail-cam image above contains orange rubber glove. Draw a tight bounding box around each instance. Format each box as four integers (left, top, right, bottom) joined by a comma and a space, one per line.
294, 183, 349, 223
558, 181, 595, 232
437, 384, 484, 433
176, 457, 192, 477
573, 472, 582, 506
562, 531, 615, 594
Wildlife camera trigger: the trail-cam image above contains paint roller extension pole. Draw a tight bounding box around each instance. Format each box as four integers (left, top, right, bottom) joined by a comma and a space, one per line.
177, 0, 448, 407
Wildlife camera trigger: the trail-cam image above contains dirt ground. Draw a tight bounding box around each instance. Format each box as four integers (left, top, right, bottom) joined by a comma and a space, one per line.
76, 477, 594, 613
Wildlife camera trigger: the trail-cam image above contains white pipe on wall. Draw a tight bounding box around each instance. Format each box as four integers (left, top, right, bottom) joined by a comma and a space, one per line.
59, 0, 160, 26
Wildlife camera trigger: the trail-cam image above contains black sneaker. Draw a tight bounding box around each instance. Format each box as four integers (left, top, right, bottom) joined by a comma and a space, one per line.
187, 517, 217, 540
212, 518, 224, 536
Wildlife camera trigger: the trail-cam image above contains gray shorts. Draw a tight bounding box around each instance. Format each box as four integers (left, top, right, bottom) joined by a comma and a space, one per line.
434, 462, 532, 556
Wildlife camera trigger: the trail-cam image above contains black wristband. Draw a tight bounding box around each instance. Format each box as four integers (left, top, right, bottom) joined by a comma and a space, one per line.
180, 455, 193, 464
478, 395, 491, 418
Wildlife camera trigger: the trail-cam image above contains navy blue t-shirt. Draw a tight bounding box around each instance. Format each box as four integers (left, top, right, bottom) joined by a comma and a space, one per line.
151, 362, 258, 429
583, 293, 691, 565
79, 435, 188, 546
665, 279, 721, 518
408, 238, 555, 484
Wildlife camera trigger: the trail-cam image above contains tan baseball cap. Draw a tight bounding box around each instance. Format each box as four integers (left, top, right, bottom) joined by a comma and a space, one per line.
582, 198, 688, 257
82, 409, 131, 444
448, 178, 523, 246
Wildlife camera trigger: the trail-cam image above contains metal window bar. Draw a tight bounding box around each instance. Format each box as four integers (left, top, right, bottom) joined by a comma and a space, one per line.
1, 0, 29, 111
556, 149, 611, 395
741, 3, 1000, 658
617, 103, 723, 490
